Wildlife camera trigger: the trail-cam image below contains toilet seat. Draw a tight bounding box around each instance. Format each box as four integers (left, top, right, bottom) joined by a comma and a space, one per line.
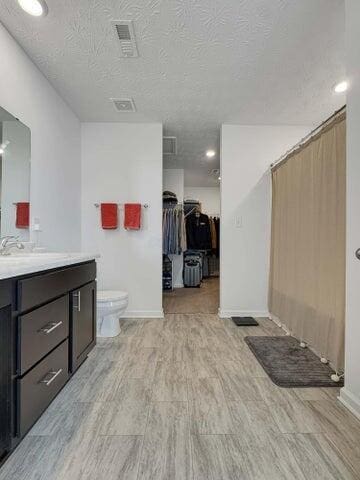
97, 290, 128, 303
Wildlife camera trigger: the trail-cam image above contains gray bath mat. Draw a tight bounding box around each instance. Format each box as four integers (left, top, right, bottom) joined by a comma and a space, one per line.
244, 336, 343, 388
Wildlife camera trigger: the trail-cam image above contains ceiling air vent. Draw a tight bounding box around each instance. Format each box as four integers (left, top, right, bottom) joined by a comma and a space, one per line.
112, 20, 139, 58
163, 137, 177, 155
111, 98, 136, 112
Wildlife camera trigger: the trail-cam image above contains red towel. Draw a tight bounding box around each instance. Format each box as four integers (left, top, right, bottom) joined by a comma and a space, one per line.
101, 203, 118, 229
124, 203, 141, 230
16, 202, 30, 228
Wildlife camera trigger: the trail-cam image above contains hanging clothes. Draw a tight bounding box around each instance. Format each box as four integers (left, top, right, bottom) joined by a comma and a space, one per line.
209, 217, 217, 251
163, 206, 187, 255
186, 213, 212, 250
214, 216, 220, 258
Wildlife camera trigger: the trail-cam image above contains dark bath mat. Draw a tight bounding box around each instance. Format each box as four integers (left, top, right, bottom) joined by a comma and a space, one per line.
232, 316, 259, 326
244, 336, 343, 388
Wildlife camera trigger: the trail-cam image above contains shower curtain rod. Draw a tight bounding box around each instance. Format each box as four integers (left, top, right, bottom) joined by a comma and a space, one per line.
270, 105, 346, 171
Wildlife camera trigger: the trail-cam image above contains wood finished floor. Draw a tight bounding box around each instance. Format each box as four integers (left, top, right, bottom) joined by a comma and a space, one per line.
2, 314, 360, 480
163, 277, 219, 314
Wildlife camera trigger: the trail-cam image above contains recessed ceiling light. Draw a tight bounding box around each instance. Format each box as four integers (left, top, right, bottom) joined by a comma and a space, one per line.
0, 148, 4, 155
18, 0, 48, 16
334, 81, 348, 93
218, 176, 221, 181
206, 150, 216, 158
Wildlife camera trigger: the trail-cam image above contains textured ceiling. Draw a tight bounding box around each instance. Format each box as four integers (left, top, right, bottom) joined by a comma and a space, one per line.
0, 0, 345, 186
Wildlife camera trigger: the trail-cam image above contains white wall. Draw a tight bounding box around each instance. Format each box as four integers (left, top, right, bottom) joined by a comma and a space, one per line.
163, 169, 184, 201
220, 125, 311, 318
81, 123, 163, 317
0, 23, 81, 251
1, 121, 30, 240
340, 0, 360, 419
184, 187, 220, 216
163, 169, 184, 288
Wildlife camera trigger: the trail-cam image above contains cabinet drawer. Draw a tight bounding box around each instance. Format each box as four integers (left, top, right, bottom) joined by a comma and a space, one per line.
18, 340, 69, 437
19, 295, 69, 375
18, 261, 96, 312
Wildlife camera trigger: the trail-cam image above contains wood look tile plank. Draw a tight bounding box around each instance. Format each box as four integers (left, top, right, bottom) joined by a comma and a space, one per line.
183, 345, 218, 379
241, 435, 307, 480
256, 317, 287, 336
158, 342, 185, 363
123, 347, 159, 384
75, 361, 126, 402
324, 430, 360, 475
28, 401, 91, 437
119, 318, 144, 337
307, 400, 360, 441
293, 387, 341, 401
137, 402, 192, 480
270, 400, 326, 433
98, 378, 151, 435
98, 401, 150, 436
132, 319, 165, 348
281, 433, 359, 480
191, 434, 247, 480
219, 373, 265, 402
188, 377, 235, 434
253, 377, 298, 405
0, 436, 68, 480
57, 435, 142, 480
228, 400, 281, 446
152, 361, 188, 401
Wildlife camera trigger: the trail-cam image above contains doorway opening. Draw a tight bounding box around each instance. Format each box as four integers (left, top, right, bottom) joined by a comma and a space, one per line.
162, 168, 220, 315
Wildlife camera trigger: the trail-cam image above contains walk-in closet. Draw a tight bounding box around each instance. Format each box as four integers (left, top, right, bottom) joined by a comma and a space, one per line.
162, 169, 220, 314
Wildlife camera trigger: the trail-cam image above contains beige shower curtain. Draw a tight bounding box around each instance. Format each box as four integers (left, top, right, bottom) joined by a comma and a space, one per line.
269, 113, 346, 371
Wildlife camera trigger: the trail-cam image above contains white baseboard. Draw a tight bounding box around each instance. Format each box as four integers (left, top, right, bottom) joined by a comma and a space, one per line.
218, 309, 270, 319
123, 310, 164, 319
339, 388, 360, 420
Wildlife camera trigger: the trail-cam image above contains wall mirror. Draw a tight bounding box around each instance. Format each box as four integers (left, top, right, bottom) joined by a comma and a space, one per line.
0, 106, 31, 241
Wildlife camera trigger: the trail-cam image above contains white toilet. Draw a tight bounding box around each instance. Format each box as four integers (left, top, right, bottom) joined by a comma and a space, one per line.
96, 290, 129, 337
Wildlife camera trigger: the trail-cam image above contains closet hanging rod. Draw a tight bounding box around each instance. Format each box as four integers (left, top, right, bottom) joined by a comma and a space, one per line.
94, 203, 149, 208
270, 105, 346, 171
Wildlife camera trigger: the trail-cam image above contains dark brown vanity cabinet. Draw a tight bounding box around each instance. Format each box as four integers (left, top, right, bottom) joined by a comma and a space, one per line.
18, 340, 69, 437
19, 295, 69, 376
0, 305, 12, 462
71, 281, 96, 373
0, 260, 96, 465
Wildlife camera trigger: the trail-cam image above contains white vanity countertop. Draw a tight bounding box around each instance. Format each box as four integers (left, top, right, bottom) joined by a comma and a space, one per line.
0, 252, 100, 280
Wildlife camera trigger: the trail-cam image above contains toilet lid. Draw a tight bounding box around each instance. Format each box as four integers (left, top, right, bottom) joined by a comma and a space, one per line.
97, 290, 128, 302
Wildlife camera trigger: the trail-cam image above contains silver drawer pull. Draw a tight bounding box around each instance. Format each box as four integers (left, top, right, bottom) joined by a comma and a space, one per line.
39, 368, 63, 386
356, 248, 360, 260
73, 291, 81, 312
39, 321, 63, 334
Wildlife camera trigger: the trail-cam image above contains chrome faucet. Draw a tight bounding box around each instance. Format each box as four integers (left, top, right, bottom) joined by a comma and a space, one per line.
0, 236, 25, 255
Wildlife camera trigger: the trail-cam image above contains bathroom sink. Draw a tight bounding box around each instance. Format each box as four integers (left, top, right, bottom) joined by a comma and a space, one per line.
9, 253, 73, 258
0, 253, 74, 263
0, 252, 99, 280
0, 257, 29, 263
